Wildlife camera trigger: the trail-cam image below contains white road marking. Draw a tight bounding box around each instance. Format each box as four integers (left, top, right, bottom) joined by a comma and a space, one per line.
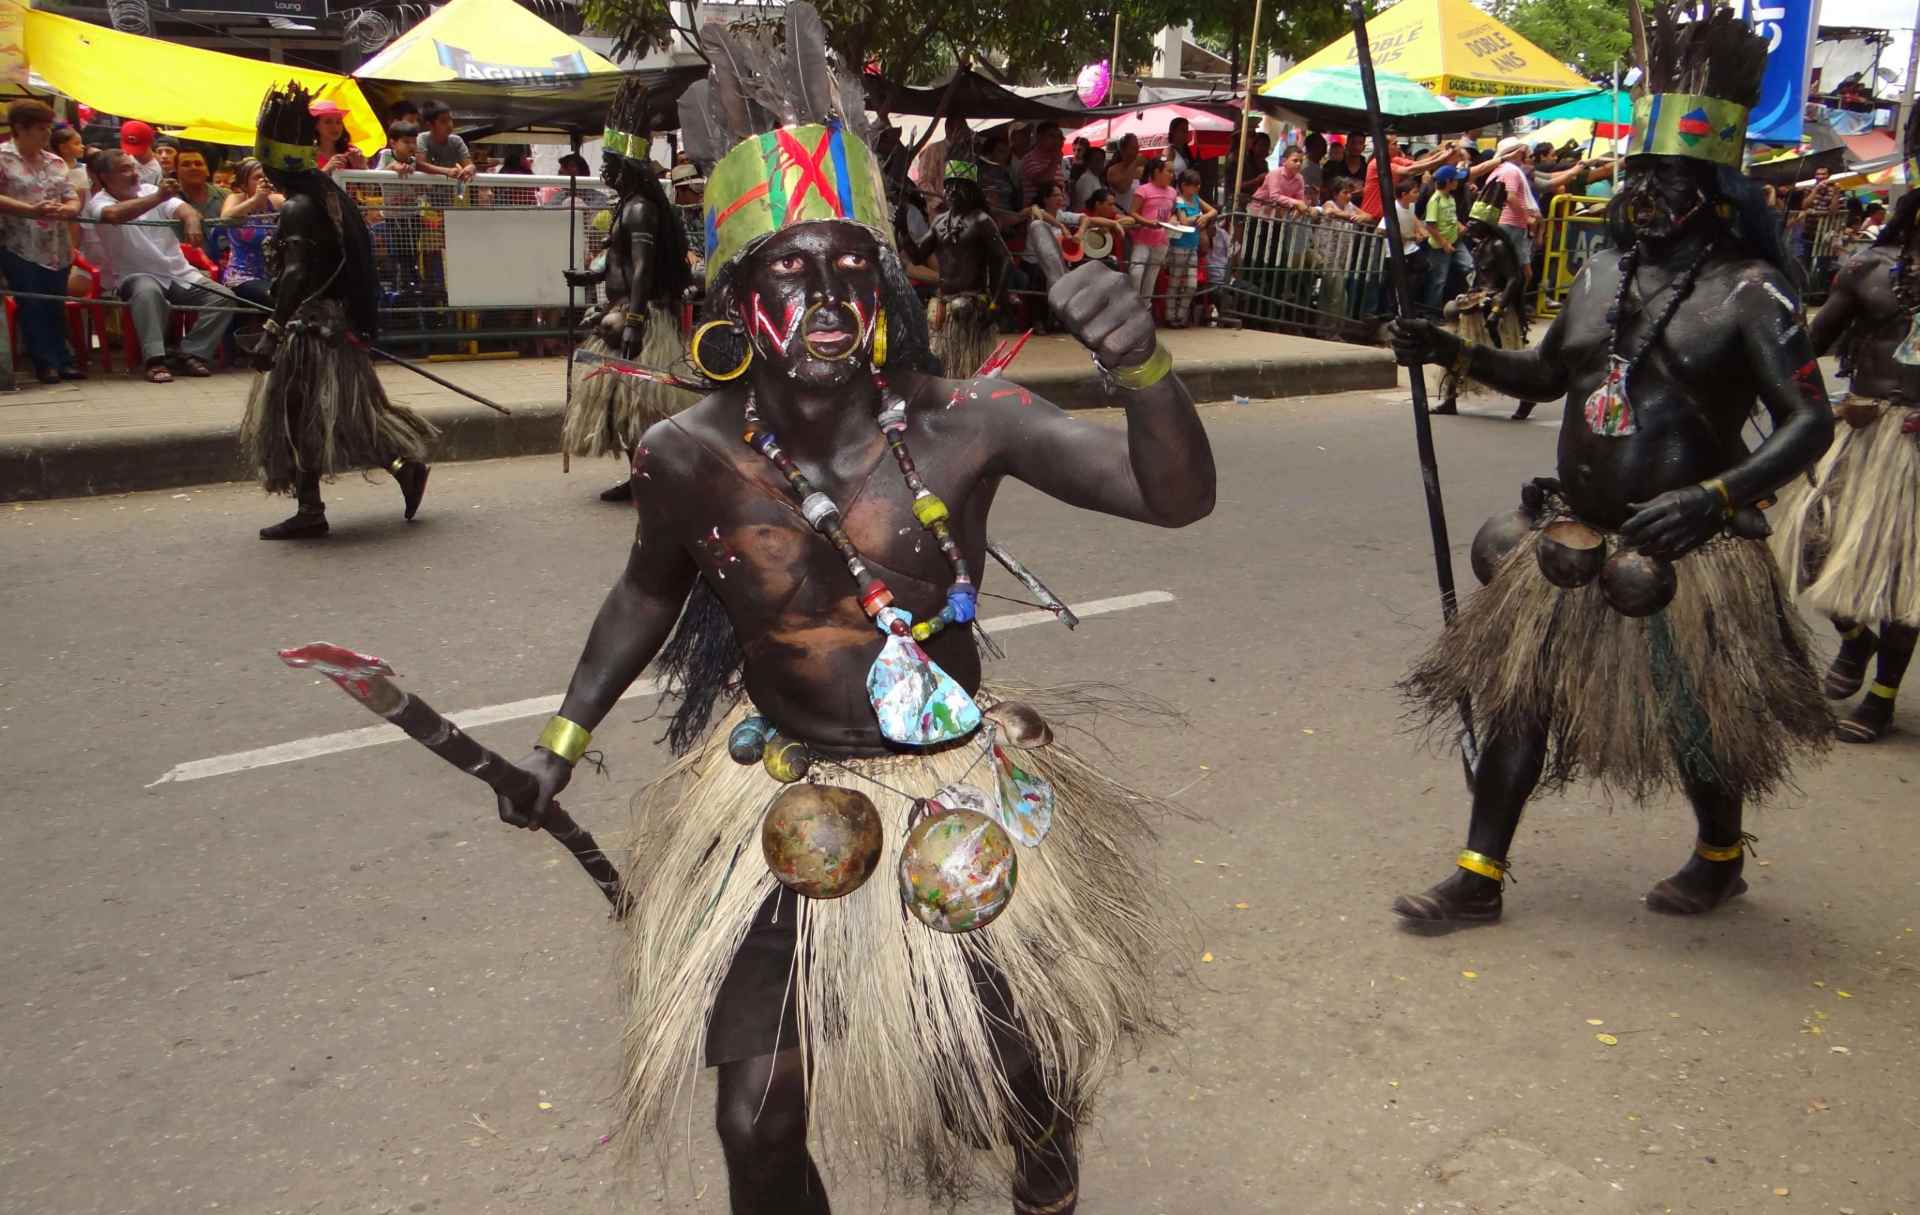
148, 590, 1177, 786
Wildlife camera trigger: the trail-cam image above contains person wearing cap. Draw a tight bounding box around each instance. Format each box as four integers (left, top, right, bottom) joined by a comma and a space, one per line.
119, 121, 164, 187
311, 99, 367, 173
1487, 136, 1541, 280
152, 136, 179, 178
1422, 162, 1471, 314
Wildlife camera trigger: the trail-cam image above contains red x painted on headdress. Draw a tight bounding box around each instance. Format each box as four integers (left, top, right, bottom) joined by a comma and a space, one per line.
775, 127, 842, 221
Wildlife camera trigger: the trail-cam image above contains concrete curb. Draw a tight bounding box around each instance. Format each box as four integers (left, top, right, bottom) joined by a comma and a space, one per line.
0, 350, 1394, 502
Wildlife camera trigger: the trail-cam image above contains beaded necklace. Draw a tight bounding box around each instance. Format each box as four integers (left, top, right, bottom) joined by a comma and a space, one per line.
740, 375, 978, 643
1583, 235, 1714, 437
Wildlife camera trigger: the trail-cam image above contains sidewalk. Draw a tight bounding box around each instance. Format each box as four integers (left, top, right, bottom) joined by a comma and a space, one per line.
0, 326, 1393, 501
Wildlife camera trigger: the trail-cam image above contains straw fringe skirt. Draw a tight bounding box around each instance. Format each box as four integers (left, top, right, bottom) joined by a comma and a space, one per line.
1446, 305, 1527, 398
1401, 523, 1831, 801
932, 295, 996, 381
1770, 400, 1920, 628
564, 304, 692, 458
239, 298, 436, 494
616, 691, 1172, 1197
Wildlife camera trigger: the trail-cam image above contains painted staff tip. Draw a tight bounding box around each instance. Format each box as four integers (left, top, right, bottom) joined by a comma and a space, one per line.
276, 641, 394, 679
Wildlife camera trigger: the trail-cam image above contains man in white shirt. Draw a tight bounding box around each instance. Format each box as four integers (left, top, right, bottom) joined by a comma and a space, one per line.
83, 150, 231, 382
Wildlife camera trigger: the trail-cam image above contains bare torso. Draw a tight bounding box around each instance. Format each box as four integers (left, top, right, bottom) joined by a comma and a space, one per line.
1550, 245, 1802, 526
1817, 245, 1920, 400
638, 369, 1008, 748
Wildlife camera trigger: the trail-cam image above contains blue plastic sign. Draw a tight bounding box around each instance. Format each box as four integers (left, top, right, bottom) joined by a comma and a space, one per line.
1680, 0, 1819, 145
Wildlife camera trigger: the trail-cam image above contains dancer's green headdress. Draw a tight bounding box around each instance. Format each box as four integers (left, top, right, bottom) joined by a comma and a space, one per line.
1627, 3, 1767, 169
678, 3, 893, 287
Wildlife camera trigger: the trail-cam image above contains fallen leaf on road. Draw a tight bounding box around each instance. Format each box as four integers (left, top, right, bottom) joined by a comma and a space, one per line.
1301, 729, 1315, 735
1200, 951, 1214, 963
1829, 1046, 1851, 1055
1586, 1018, 1605, 1026
1813, 981, 1826, 988
1773, 1187, 1790, 1197
1595, 1033, 1619, 1046
1461, 970, 1478, 979
1836, 990, 1853, 998
1806, 1098, 1829, 1113
537, 1101, 554, 1110
1233, 902, 1249, 910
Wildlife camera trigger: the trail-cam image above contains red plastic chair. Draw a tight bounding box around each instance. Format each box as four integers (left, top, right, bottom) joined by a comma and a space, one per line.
4, 258, 107, 373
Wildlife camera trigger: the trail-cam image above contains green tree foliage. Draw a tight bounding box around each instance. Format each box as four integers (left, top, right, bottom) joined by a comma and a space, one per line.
583, 0, 1356, 85
1487, 0, 1628, 78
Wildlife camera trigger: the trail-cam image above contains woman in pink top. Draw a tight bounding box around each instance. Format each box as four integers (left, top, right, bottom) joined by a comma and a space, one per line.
1127, 158, 1177, 305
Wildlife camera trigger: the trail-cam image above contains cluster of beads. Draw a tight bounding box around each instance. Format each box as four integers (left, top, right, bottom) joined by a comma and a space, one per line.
874, 374, 976, 641
740, 381, 976, 643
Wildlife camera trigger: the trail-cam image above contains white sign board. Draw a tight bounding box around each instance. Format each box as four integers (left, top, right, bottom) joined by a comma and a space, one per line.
442, 208, 574, 308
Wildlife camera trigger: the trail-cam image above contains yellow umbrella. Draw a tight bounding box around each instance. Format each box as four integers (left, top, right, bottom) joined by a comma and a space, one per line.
1267, 0, 1591, 99
24, 9, 381, 151
1527, 117, 1623, 157
352, 0, 618, 82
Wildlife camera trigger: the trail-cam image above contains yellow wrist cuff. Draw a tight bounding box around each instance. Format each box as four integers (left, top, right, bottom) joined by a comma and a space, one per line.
1700, 477, 1733, 519
1694, 838, 1744, 863
537, 715, 592, 765
1456, 849, 1506, 881
1868, 681, 1899, 700
1100, 341, 1173, 391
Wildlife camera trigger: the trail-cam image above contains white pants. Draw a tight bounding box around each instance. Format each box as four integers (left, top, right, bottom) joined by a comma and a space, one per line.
1164, 246, 1199, 325
1128, 242, 1169, 305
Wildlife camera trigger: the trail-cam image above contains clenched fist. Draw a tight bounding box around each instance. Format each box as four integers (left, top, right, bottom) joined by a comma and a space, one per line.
1027, 220, 1156, 371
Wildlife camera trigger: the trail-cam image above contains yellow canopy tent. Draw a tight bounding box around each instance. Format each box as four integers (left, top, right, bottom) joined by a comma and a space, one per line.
1267, 0, 1590, 99
23, 8, 381, 150
351, 0, 618, 83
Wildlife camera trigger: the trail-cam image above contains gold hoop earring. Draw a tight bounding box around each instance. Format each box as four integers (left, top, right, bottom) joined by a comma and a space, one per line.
690, 319, 752, 382
871, 307, 887, 368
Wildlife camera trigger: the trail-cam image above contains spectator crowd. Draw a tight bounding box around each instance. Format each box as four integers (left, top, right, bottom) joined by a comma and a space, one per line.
0, 93, 1893, 387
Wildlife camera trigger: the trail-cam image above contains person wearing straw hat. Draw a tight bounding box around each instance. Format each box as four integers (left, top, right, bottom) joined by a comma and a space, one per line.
1388, 4, 1834, 926
490, 9, 1213, 1211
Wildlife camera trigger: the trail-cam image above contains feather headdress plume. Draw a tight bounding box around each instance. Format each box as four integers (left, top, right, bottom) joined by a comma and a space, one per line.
680, 2, 894, 287
1626, 1, 1767, 167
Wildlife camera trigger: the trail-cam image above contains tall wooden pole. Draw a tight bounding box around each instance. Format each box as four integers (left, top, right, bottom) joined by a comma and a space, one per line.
1228, 0, 1264, 209
1348, 0, 1477, 782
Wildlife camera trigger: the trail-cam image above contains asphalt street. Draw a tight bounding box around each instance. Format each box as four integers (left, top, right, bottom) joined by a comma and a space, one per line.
3, 388, 1916, 1215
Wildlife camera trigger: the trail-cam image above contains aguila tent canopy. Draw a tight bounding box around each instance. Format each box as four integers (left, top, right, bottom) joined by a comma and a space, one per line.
352, 0, 618, 83
350, 0, 702, 137
1267, 0, 1591, 99
22, 8, 381, 150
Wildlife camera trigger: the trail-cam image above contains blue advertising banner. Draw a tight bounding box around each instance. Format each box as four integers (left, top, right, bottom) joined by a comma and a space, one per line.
1683, 0, 1819, 145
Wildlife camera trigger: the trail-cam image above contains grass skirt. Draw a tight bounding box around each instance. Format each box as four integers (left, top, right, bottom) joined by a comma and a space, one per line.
239, 298, 436, 494
1770, 400, 1920, 628
564, 304, 692, 458
616, 690, 1172, 1197
1401, 519, 1831, 801
932, 294, 997, 381
1444, 303, 1527, 399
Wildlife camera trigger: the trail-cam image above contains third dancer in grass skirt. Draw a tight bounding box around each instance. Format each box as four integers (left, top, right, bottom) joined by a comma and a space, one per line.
1771, 137, 1920, 743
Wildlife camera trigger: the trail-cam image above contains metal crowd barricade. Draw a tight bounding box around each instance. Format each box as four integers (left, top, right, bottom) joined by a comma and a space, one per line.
1794, 209, 1855, 304
1534, 192, 1612, 320
332, 168, 619, 354
1215, 209, 1390, 340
